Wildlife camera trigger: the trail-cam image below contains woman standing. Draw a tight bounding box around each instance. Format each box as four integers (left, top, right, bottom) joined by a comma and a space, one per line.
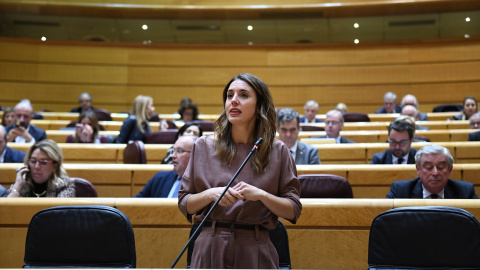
7, 140, 75, 197
178, 73, 302, 269
116, 95, 155, 143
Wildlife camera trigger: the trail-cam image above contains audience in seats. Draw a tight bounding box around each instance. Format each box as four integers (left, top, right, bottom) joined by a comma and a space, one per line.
277, 108, 321, 164
335, 103, 348, 114
116, 95, 155, 144
371, 118, 416, 164
375, 92, 402, 114
400, 94, 428, 121
386, 144, 478, 199
300, 100, 323, 123
135, 136, 197, 197
161, 122, 202, 164
66, 111, 108, 143
70, 92, 95, 113
175, 97, 199, 125
0, 126, 26, 163
178, 73, 301, 269
401, 105, 430, 130
6, 139, 75, 197
311, 110, 355, 143
6, 99, 47, 143
453, 96, 478, 120
1, 107, 15, 127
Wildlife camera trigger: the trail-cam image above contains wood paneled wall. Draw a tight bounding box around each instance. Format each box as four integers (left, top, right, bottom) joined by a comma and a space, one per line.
1, 38, 479, 115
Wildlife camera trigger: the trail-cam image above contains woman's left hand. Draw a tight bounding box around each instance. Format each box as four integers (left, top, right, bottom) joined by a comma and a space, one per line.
232, 181, 266, 202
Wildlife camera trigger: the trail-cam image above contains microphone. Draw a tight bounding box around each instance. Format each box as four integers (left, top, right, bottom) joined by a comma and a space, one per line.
170, 137, 264, 268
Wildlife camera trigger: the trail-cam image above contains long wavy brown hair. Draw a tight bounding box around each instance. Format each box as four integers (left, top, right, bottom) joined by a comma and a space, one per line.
214, 73, 276, 174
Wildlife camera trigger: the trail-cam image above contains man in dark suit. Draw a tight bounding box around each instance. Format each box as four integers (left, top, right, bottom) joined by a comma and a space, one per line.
299, 100, 323, 123
277, 108, 320, 165
5, 100, 47, 143
134, 136, 197, 197
371, 119, 416, 164
0, 126, 26, 163
469, 112, 480, 130
401, 105, 429, 130
70, 92, 96, 113
400, 94, 428, 121
375, 92, 402, 114
386, 145, 478, 199
311, 110, 355, 143
468, 130, 480, 141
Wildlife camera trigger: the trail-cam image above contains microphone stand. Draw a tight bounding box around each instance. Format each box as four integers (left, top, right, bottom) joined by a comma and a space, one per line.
170, 137, 264, 268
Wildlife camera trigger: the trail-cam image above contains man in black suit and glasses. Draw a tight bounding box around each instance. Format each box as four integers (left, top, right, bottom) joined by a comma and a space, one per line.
386, 145, 478, 199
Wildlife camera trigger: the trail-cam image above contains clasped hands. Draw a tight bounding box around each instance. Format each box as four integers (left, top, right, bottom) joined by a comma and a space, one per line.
214, 181, 265, 207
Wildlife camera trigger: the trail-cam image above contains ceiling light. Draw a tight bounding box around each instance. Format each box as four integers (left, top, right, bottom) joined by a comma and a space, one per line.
142, 24, 148, 30
354, 23, 359, 28
354, 39, 359, 44
41, 36, 46, 41
465, 17, 471, 22
247, 25, 253, 31
465, 34, 470, 38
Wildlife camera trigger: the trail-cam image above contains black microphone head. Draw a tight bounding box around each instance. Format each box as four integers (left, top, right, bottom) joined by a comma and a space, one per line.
255, 137, 264, 147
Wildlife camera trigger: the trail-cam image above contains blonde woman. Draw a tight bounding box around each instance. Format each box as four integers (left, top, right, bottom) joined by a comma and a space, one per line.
7, 139, 74, 197
116, 95, 155, 143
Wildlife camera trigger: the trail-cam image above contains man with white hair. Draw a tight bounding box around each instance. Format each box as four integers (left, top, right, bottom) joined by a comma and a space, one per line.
400, 94, 428, 121
300, 100, 323, 123
5, 99, 47, 143
468, 112, 480, 141
386, 145, 478, 199
312, 110, 355, 143
401, 105, 429, 130
375, 92, 402, 114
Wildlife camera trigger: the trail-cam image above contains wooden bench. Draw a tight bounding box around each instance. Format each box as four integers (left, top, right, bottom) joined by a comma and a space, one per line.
1, 198, 480, 269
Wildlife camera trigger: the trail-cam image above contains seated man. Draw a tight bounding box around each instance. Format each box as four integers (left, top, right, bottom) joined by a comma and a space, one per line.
400, 94, 428, 121
469, 112, 480, 129
300, 100, 323, 123
0, 126, 26, 163
277, 108, 320, 165
375, 92, 402, 114
312, 110, 355, 143
401, 105, 429, 130
71, 92, 95, 113
371, 119, 416, 164
5, 100, 47, 143
134, 136, 197, 197
386, 145, 478, 199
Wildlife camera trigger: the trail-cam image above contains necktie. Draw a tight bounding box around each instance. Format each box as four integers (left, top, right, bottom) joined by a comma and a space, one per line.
430, 194, 439, 199
397, 157, 404, 164
171, 178, 182, 198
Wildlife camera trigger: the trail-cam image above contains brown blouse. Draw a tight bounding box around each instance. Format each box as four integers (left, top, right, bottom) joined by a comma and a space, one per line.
178, 136, 302, 230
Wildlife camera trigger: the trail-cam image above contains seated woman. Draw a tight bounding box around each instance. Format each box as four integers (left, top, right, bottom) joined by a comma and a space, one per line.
66, 111, 107, 143
162, 122, 203, 164
7, 139, 75, 197
1, 107, 15, 127
116, 95, 155, 143
453, 96, 478, 120
174, 98, 199, 125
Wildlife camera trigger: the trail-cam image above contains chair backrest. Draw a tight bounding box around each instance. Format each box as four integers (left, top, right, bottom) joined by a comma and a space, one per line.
193, 120, 214, 131
300, 125, 324, 131
432, 104, 463, 112
186, 220, 291, 269
343, 112, 370, 122
123, 140, 146, 164
24, 205, 136, 268
146, 130, 178, 144
298, 174, 353, 198
368, 206, 480, 270
93, 108, 112, 121
413, 135, 431, 142
72, 177, 98, 197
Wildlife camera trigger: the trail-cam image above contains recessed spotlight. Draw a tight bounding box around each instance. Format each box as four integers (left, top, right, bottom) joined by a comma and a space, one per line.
41, 36, 47, 41
247, 25, 253, 31
354, 23, 359, 28
465, 34, 470, 38
248, 42, 253, 45
354, 39, 359, 44
465, 17, 471, 22
142, 24, 148, 30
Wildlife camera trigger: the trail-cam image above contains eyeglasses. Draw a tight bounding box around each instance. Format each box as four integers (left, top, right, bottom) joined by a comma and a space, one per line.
387, 139, 409, 146
28, 159, 54, 166
470, 121, 480, 127
172, 148, 192, 155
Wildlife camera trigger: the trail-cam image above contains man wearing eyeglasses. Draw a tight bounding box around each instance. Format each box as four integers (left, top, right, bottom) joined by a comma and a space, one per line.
0, 126, 26, 163
386, 145, 478, 199
375, 92, 402, 114
134, 136, 198, 197
371, 119, 416, 164
468, 113, 480, 141
312, 110, 355, 143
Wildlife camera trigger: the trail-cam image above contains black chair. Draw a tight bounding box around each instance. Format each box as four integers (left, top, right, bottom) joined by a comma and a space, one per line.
93, 108, 113, 121
368, 206, 480, 270
72, 177, 98, 197
432, 104, 463, 112
146, 130, 178, 144
193, 120, 214, 132
300, 125, 324, 131
24, 205, 136, 268
343, 112, 370, 122
298, 174, 353, 198
187, 220, 291, 269
123, 140, 146, 164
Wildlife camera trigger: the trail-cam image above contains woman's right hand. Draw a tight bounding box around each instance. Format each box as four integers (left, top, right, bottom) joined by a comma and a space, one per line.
209, 187, 239, 207
9, 166, 29, 197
